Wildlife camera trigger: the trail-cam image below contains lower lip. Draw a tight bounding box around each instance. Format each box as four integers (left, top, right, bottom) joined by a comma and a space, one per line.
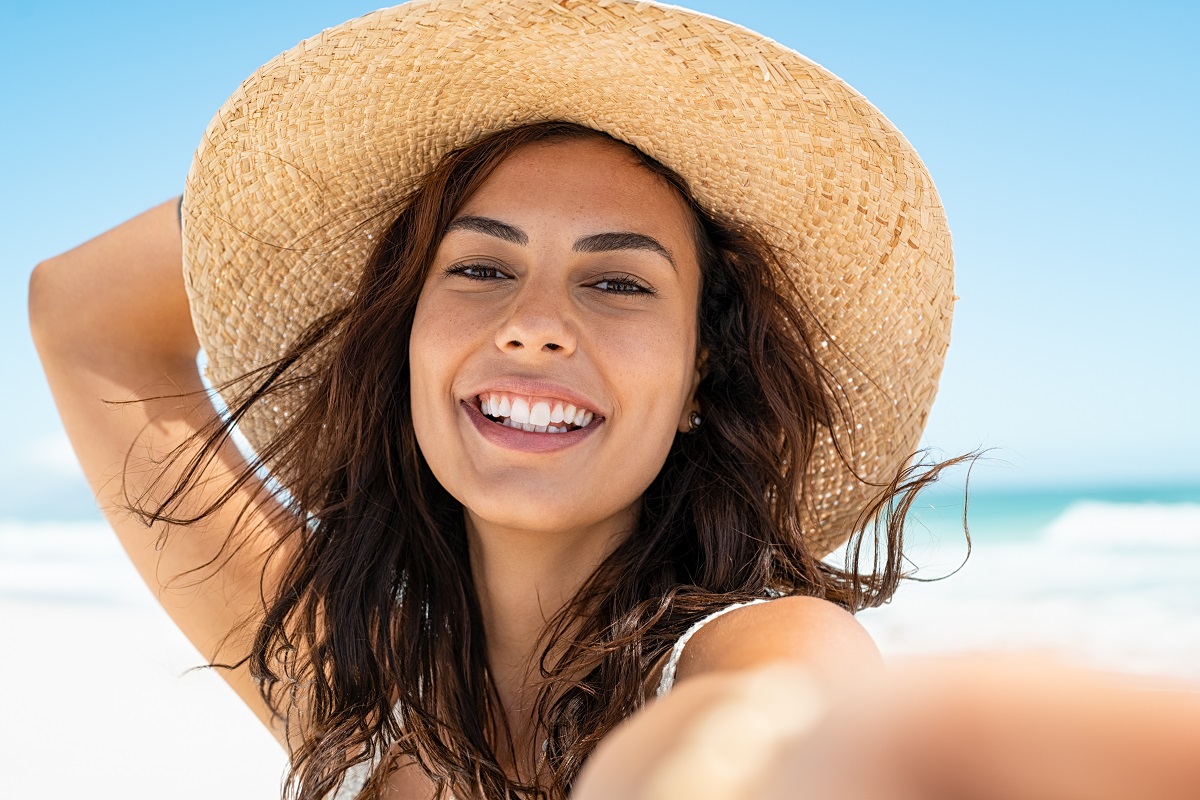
462, 400, 603, 453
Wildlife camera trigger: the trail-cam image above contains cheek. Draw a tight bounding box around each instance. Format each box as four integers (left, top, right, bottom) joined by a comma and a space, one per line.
408, 293, 467, 448
593, 318, 697, 507
592, 331, 693, 524
606, 314, 697, 416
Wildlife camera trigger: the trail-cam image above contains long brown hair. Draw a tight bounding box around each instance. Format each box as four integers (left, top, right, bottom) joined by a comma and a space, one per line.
137, 121, 974, 800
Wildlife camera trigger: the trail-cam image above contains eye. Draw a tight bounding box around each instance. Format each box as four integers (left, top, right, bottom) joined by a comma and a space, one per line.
443, 262, 510, 281
591, 275, 655, 295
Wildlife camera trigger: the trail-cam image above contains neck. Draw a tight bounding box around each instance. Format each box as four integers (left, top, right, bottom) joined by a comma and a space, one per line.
466, 508, 635, 704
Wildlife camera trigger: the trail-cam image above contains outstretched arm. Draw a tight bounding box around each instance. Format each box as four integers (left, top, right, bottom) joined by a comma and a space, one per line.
574, 596, 885, 799
576, 652, 1200, 800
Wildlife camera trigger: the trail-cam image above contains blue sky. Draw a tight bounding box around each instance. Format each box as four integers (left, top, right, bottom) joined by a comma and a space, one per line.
2, 1, 1197, 518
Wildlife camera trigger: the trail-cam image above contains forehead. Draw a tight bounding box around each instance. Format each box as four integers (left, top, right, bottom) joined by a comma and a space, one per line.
458, 136, 698, 245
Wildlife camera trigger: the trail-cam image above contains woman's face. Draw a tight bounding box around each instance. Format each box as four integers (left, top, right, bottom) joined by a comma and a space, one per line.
409, 136, 703, 539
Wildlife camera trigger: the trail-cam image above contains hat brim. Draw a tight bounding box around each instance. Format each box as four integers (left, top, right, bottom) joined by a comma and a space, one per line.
182, 0, 955, 556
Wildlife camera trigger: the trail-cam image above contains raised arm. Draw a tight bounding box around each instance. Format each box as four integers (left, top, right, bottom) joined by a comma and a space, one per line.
28, 198, 292, 744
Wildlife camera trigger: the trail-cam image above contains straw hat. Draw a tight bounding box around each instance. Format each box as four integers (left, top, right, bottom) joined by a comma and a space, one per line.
181, 0, 955, 557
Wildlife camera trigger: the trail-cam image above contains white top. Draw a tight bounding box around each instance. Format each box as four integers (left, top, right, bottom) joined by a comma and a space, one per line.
654, 597, 773, 699
331, 595, 780, 798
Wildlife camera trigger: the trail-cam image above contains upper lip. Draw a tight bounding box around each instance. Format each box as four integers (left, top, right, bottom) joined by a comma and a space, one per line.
463, 378, 605, 417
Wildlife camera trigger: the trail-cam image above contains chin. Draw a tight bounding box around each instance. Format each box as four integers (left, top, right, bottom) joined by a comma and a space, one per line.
463, 491, 638, 538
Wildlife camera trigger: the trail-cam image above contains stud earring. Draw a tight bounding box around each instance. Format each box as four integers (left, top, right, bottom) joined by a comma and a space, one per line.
688, 411, 703, 431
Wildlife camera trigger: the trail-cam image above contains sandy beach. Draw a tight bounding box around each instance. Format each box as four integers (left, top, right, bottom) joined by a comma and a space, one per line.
0, 521, 287, 800
0, 597, 286, 797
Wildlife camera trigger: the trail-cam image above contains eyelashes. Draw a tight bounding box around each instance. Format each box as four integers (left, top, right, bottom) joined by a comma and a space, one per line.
590, 275, 655, 295
443, 262, 656, 296
443, 262, 506, 281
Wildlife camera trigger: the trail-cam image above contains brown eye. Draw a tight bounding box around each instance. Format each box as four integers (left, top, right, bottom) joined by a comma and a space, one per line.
444, 263, 510, 281
592, 275, 654, 295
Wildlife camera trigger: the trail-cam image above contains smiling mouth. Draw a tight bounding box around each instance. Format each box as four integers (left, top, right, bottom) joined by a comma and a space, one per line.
475, 393, 598, 434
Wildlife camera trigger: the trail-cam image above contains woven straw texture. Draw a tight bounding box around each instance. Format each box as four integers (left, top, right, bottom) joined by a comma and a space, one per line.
181, 0, 955, 557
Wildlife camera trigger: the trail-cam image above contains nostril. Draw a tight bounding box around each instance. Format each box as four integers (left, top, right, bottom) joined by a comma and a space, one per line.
545, 343, 561, 351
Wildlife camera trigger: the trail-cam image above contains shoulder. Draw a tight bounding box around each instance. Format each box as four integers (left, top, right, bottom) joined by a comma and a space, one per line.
668, 596, 883, 691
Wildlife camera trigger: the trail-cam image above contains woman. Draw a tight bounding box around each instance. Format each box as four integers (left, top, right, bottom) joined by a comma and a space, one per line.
28, 2, 1200, 799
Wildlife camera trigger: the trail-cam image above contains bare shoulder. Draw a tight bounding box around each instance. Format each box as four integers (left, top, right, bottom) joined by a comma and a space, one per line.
670, 596, 883, 690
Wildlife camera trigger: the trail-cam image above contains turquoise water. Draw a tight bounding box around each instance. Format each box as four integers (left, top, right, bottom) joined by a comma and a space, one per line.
902, 482, 1200, 542
845, 482, 1200, 678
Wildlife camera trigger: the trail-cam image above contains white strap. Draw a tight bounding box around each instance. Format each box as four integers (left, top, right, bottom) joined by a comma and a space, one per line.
655, 598, 771, 699
330, 760, 372, 800
334, 594, 783, 795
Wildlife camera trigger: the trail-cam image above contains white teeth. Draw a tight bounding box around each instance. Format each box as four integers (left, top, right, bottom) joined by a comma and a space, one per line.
530, 401, 551, 427
497, 419, 571, 434
509, 397, 530, 424
478, 392, 599, 431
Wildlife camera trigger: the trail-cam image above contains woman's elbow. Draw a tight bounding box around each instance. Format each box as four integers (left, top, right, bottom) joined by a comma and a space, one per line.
28, 257, 68, 350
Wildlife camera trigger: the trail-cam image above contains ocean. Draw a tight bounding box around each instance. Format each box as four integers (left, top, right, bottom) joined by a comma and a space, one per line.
850, 483, 1200, 679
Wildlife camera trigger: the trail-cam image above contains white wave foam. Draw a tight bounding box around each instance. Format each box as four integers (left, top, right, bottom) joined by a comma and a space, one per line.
1041, 501, 1200, 547
848, 500, 1200, 679
0, 518, 151, 606
858, 529, 1200, 679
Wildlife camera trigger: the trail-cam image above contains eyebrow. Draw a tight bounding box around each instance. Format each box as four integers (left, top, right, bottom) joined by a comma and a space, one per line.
574, 231, 676, 271
445, 215, 528, 245
445, 215, 677, 270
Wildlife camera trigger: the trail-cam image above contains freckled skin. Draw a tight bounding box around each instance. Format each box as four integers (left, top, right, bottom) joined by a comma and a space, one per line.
409, 138, 703, 544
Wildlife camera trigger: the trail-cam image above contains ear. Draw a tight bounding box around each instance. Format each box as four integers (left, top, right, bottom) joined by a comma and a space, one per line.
677, 346, 709, 433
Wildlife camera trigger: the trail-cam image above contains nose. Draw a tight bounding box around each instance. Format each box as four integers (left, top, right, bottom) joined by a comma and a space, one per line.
494, 283, 577, 357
